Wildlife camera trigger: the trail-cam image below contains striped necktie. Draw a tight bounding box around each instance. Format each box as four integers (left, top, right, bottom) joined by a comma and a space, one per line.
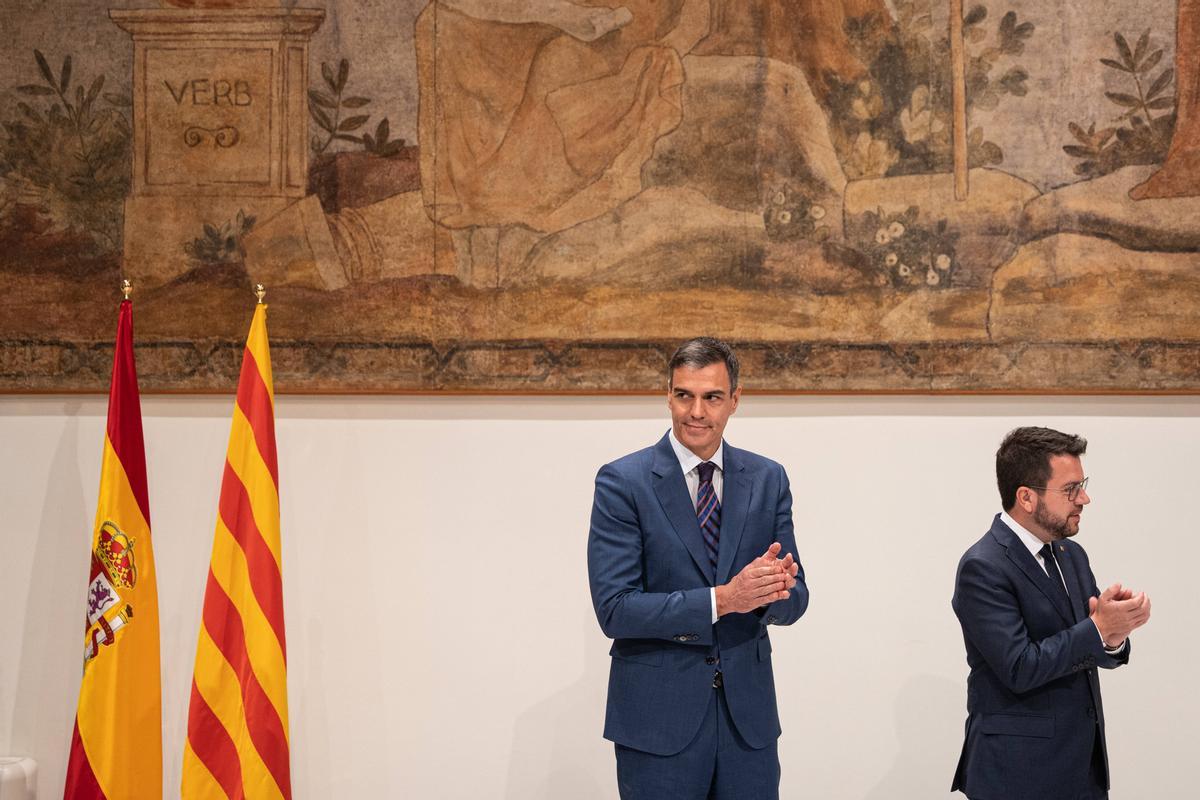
696, 461, 721, 578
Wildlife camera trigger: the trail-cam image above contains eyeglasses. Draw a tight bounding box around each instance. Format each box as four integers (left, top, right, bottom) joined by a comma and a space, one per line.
1025, 476, 1089, 502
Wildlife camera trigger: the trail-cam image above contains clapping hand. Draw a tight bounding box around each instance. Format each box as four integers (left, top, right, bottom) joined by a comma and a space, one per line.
1088, 582, 1151, 648
715, 542, 799, 617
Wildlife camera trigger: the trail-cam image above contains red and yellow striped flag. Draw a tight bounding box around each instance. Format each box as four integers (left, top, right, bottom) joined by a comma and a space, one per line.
182, 300, 289, 800
64, 295, 162, 799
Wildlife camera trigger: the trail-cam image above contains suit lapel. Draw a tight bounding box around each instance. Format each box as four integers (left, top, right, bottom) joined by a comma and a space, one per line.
992, 517, 1075, 625
716, 446, 752, 585
1054, 543, 1087, 623
1057, 543, 1106, 708
651, 435, 712, 582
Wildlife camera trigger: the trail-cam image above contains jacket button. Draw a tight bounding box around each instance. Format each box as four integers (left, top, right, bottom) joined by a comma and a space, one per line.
767, 616, 778, 624
705, 656, 716, 665
674, 635, 684, 641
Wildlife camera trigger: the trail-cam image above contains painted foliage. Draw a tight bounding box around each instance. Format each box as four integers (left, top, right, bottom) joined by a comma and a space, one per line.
2, 0, 1199, 392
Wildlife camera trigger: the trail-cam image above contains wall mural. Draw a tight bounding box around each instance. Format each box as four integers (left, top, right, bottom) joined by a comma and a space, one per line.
2, 0, 1199, 392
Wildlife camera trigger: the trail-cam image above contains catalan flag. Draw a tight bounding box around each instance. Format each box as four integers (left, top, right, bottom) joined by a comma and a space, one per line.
64, 294, 162, 799
182, 299, 290, 799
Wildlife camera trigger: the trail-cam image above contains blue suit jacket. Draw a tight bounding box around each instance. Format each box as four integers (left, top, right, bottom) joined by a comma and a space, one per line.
951, 515, 1130, 799
587, 433, 809, 756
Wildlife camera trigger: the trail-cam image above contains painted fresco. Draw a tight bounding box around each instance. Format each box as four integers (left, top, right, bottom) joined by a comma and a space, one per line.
2, 0, 1199, 392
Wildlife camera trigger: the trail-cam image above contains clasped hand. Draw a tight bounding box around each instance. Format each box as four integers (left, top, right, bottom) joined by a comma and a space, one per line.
1088, 582, 1151, 648
715, 542, 798, 617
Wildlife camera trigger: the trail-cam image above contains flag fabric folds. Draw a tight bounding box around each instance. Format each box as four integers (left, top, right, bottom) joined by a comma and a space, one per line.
183, 302, 290, 800
64, 298, 162, 799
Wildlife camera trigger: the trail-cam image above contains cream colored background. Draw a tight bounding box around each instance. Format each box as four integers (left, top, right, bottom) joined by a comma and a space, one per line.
1, 395, 1195, 798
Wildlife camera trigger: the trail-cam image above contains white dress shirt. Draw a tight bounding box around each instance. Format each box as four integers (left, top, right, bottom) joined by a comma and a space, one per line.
999, 511, 1126, 653
668, 429, 723, 624
1001, 511, 1071, 594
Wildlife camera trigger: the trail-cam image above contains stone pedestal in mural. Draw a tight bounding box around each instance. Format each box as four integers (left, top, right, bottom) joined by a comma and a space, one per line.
110, 8, 324, 286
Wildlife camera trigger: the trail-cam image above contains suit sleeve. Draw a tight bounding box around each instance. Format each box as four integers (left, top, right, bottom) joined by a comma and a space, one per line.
757, 464, 809, 628
588, 463, 714, 645
954, 555, 1113, 694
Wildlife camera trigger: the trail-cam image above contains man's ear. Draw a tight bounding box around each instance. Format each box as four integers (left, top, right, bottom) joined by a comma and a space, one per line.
730, 386, 741, 413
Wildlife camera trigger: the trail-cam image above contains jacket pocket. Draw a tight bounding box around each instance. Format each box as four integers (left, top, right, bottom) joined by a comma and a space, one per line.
979, 712, 1054, 738
610, 639, 663, 667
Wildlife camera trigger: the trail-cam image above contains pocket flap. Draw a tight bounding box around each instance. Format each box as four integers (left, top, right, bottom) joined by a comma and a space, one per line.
979, 712, 1054, 738
609, 639, 663, 666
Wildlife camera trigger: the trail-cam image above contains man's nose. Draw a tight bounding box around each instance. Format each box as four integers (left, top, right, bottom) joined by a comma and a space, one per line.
1077, 487, 1091, 505
689, 397, 705, 418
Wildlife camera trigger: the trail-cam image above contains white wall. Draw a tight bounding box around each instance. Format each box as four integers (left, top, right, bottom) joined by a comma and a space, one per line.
1, 394, 1196, 799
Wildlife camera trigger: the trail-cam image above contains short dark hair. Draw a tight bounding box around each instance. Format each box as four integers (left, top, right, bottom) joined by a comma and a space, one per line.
996, 426, 1088, 510
667, 337, 740, 392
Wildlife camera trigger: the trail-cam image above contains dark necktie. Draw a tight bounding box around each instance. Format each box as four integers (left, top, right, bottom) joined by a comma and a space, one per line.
696, 462, 721, 578
1039, 543, 1070, 603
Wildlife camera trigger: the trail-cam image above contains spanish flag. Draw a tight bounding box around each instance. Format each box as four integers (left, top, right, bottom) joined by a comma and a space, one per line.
182, 298, 290, 799
64, 294, 162, 798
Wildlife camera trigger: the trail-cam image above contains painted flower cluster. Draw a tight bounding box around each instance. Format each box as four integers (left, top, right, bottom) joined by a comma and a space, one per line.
850, 206, 959, 289
763, 184, 831, 243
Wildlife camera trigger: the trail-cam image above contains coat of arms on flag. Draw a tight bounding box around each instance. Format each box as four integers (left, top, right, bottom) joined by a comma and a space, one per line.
84, 521, 140, 664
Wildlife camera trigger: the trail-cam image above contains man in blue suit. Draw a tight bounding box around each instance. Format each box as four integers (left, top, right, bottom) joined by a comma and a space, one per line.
587, 337, 809, 800
952, 427, 1152, 799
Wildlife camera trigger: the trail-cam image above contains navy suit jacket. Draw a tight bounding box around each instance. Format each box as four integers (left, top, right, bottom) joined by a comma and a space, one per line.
951, 514, 1130, 800
587, 433, 809, 756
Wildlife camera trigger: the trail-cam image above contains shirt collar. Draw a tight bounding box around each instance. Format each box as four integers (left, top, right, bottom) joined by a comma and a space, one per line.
1000, 510, 1049, 561
668, 428, 724, 475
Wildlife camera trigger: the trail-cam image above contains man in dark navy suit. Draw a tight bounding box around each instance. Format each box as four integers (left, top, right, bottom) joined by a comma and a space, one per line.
952, 427, 1152, 799
587, 337, 809, 800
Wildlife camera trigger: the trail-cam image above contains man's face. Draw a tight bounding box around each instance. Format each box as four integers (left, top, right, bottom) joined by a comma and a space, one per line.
1030, 454, 1091, 540
668, 362, 740, 460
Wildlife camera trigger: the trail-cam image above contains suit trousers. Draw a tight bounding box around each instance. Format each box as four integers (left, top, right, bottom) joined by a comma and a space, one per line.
615, 683, 779, 800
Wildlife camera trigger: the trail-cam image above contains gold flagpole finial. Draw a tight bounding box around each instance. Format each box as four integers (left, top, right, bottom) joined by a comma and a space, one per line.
255, 283, 266, 304
122, 279, 132, 300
